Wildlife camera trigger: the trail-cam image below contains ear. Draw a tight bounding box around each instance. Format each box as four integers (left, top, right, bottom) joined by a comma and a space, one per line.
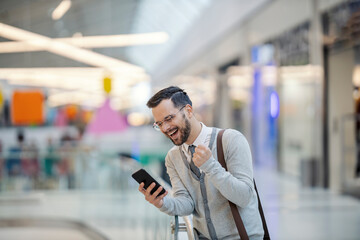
185, 104, 193, 118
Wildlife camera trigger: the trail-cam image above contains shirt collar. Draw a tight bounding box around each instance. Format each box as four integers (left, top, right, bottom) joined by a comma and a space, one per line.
183, 122, 211, 152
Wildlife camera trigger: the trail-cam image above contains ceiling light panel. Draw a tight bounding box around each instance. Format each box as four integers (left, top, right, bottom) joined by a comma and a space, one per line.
0, 23, 144, 72
0, 32, 169, 53
52, 0, 72, 20
0, 67, 148, 94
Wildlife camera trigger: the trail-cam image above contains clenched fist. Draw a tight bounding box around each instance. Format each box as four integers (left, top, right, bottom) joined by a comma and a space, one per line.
192, 144, 212, 167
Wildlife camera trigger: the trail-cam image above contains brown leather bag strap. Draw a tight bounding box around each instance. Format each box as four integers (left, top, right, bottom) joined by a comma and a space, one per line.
217, 129, 249, 240
254, 180, 271, 239
216, 129, 270, 240
216, 129, 227, 170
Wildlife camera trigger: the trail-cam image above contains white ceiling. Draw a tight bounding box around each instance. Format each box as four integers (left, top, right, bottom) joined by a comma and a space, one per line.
0, 0, 212, 71
0, 0, 270, 110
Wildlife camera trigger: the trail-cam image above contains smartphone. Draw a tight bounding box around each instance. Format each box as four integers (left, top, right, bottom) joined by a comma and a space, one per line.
132, 168, 166, 195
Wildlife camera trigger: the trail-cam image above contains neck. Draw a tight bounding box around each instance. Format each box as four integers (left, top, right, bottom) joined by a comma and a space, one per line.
185, 120, 202, 145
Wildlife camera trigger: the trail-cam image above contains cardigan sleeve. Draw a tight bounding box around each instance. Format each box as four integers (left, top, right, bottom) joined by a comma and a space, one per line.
199, 129, 254, 207
159, 152, 195, 216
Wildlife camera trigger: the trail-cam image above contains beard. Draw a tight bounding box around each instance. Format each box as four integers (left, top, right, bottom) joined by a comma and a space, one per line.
168, 115, 191, 146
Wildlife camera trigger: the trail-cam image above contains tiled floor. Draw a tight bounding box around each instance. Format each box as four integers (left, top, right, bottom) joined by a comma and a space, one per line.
0, 166, 359, 240
0, 190, 173, 240
254, 167, 360, 240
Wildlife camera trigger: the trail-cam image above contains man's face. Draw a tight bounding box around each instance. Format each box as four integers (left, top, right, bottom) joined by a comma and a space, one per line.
152, 99, 191, 146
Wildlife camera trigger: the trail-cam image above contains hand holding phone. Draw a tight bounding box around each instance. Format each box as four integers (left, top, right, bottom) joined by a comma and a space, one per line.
132, 168, 168, 208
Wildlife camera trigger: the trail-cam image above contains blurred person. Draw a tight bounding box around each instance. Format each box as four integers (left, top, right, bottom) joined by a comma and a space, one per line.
138, 86, 264, 240
0, 99, 4, 127
21, 139, 40, 178
60, 131, 72, 142
58, 133, 76, 189
0, 100, 10, 126
0, 140, 3, 179
355, 88, 360, 177
43, 137, 59, 178
6, 129, 25, 176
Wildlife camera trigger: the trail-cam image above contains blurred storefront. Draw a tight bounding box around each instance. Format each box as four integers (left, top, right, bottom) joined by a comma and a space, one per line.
171, 0, 360, 198
322, 0, 360, 197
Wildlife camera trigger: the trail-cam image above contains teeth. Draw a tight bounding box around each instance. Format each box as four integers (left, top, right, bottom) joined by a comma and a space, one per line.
169, 129, 177, 136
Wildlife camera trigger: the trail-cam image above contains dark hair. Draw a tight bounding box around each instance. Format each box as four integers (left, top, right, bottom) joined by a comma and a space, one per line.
146, 86, 192, 108
17, 128, 24, 143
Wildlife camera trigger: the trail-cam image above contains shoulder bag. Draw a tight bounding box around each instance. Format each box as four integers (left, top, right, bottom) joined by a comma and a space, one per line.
216, 129, 270, 240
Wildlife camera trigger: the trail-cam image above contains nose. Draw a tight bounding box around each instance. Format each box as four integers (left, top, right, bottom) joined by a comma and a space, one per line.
161, 121, 172, 132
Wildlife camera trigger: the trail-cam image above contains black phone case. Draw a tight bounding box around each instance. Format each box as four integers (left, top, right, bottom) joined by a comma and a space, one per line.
132, 168, 166, 195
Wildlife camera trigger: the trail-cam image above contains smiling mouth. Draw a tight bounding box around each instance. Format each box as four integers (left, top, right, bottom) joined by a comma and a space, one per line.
168, 128, 178, 137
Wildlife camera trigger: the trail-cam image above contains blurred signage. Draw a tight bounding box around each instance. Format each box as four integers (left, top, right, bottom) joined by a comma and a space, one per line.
11, 90, 44, 125
323, 0, 360, 49
270, 91, 280, 119
251, 44, 274, 65
65, 104, 78, 120
273, 22, 310, 66
103, 76, 112, 94
0, 87, 3, 108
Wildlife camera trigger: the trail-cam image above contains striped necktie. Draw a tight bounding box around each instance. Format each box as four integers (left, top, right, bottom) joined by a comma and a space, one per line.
189, 145, 201, 178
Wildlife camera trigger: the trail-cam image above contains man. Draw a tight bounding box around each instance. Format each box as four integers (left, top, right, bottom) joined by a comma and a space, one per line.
139, 86, 264, 240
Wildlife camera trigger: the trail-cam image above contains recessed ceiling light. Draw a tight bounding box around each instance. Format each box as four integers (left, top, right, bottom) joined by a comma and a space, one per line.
52, 0, 72, 20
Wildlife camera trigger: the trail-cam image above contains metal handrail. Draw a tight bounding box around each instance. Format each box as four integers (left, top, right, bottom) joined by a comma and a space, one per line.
171, 215, 194, 240
158, 178, 194, 240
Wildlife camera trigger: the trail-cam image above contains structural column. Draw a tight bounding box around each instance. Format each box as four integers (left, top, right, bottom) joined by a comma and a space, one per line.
307, 0, 325, 187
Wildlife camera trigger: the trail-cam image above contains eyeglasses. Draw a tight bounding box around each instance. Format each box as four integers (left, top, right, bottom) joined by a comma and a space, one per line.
153, 105, 186, 131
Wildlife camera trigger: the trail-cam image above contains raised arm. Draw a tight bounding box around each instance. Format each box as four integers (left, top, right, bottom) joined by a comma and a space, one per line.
198, 129, 254, 207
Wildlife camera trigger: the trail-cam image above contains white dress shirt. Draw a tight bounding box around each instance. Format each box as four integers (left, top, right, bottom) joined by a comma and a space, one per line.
182, 122, 212, 163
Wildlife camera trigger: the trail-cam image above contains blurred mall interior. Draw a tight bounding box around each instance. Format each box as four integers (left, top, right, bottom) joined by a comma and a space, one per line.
0, 0, 360, 239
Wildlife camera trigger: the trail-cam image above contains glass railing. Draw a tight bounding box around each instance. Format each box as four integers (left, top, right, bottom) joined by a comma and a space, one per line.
0, 146, 176, 240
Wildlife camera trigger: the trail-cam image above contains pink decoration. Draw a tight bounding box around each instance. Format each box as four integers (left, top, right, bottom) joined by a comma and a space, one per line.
86, 98, 127, 135
54, 108, 67, 127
